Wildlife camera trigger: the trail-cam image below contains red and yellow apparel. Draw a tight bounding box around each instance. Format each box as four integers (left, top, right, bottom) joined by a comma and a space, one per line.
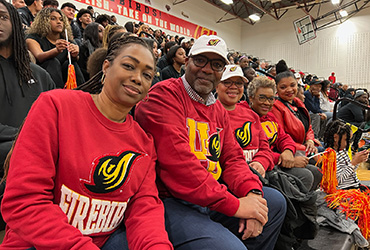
271, 97, 315, 151
226, 101, 274, 171
259, 112, 296, 165
1, 90, 172, 250
135, 77, 262, 217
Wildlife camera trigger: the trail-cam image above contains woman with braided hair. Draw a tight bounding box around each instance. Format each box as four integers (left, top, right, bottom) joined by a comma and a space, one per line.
1, 36, 173, 250
323, 120, 369, 190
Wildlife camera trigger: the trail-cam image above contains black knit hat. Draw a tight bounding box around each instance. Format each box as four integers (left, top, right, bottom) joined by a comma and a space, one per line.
61, 2, 78, 11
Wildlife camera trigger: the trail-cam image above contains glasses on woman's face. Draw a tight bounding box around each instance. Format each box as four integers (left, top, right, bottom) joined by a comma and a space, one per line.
222, 80, 244, 88
190, 55, 226, 72
258, 95, 275, 103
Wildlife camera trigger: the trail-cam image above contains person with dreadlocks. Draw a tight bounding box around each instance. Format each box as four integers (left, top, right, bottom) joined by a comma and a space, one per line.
26, 7, 85, 88
323, 120, 369, 190
1, 36, 172, 249
0, 0, 55, 175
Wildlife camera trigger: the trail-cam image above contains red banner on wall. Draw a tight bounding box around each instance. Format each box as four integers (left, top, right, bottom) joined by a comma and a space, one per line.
75, 0, 217, 38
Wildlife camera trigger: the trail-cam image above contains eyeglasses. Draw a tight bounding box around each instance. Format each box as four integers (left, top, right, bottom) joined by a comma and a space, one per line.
222, 80, 244, 88
258, 95, 275, 103
190, 55, 226, 72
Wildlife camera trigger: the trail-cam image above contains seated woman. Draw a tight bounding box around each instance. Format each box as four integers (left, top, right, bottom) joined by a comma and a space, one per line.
216, 65, 274, 177
271, 71, 322, 190
78, 22, 104, 80
319, 80, 334, 120
26, 8, 85, 88
160, 45, 186, 81
1, 36, 173, 250
248, 76, 322, 191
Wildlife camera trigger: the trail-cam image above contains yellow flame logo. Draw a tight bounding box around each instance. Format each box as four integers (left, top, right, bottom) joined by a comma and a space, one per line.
230, 66, 237, 72
207, 132, 221, 162
84, 151, 140, 194
208, 39, 220, 46
235, 122, 252, 148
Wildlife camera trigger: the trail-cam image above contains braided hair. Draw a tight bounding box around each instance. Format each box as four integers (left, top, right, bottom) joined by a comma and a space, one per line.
0, 0, 33, 87
324, 120, 351, 151
77, 36, 154, 94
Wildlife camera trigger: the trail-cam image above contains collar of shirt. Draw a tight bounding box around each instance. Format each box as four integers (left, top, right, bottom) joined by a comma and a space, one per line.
181, 75, 216, 106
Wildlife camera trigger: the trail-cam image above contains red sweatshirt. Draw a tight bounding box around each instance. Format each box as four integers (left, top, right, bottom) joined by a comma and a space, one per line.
1, 90, 172, 250
259, 112, 296, 165
135, 77, 262, 217
226, 101, 274, 171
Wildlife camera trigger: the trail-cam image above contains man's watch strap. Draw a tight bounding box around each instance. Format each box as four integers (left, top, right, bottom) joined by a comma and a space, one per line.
249, 189, 263, 195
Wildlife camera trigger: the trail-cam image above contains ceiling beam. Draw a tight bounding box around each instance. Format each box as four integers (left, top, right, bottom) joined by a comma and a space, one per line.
244, 0, 279, 20
203, 0, 254, 25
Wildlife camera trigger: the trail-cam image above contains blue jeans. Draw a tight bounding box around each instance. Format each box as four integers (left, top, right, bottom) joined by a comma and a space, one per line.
163, 186, 287, 250
26, 227, 129, 250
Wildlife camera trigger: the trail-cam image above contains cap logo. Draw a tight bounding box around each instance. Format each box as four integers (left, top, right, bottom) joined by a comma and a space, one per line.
207, 39, 220, 46
230, 66, 237, 72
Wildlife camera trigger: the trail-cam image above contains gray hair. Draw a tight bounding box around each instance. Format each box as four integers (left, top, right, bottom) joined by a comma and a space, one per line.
247, 76, 276, 98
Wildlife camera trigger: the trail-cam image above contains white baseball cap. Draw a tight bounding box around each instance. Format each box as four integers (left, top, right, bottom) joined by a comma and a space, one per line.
221, 65, 248, 82
189, 35, 229, 63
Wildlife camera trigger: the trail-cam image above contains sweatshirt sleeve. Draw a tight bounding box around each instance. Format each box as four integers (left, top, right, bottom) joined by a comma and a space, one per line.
135, 84, 243, 217
1, 93, 99, 250
250, 123, 274, 171
124, 141, 173, 250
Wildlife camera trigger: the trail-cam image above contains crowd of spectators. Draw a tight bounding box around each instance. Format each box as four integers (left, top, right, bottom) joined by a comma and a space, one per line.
0, 0, 369, 249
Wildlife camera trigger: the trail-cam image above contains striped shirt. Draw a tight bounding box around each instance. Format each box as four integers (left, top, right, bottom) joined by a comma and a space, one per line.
181, 75, 216, 106
336, 150, 360, 189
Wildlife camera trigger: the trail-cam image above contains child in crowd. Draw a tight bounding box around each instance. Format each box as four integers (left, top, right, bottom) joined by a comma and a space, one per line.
323, 120, 369, 190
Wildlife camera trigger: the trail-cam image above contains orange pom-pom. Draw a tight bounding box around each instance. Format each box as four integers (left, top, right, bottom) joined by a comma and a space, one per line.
64, 64, 77, 89
317, 148, 337, 194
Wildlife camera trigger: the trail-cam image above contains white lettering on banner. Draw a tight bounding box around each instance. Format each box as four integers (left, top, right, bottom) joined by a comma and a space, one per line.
169, 23, 191, 36
243, 149, 259, 163
59, 185, 127, 235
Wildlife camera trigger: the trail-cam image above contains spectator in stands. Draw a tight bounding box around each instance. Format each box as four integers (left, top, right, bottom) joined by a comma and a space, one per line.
76, 8, 92, 37
296, 84, 305, 102
17, 0, 42, 29
102, 24, 125, 48
110, 15, 117, 25
156, 40, 176, 70
95, 14, 110, 28
137, 24, 152, 38
12, 0, 25, 9
239, 56, 249, 68
319, 80, 334, 120
249, 77, 322, 191
161, 45, 186, 80
86, 48, 107, 79
142, 37, 162, 85
124, 21, 137, 34
216, 66, 275, 178
272, 71, 318, 157
328, 72, 336, 83
337, 90, 369, 127
268, 65, 276, 77
86, 5, 95, 20
153, 29, 163, 48
26, 8, 85, 87
135, 35, 286, 250
0, 0, 55, 230
340, 87, 355, 107
304, 79, 327, 140
242, 66, 257, 83
42, 0, 58, 8
324, 120, 369, 190
339, 83, 346, 97
328, 82, 341, 101
61, 3, 81, 43
1, 36, 173, 250
78, 22, 104, 80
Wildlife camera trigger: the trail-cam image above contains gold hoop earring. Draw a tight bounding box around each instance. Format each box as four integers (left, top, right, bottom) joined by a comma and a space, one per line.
142, 93, 150, 102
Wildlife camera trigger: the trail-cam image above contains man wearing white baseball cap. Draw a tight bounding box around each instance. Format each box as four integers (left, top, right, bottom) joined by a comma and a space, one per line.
136, 35, 286, 250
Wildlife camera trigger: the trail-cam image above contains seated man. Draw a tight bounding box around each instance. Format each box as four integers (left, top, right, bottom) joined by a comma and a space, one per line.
337, 90, 369, 127
136, 35, 286, 250
304, 79, 327, 140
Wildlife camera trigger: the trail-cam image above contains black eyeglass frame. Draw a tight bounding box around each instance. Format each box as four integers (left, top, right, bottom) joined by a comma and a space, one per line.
190, 55, 226, 72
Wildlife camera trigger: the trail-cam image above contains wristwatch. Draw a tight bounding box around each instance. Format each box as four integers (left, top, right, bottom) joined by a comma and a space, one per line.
249, 189, 263, 195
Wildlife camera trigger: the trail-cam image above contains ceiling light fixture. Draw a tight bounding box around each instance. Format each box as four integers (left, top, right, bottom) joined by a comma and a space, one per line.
331, 0, 340, 4
220, 0, 233, 4
249, 14, 260, 22
339, 9, 348, 17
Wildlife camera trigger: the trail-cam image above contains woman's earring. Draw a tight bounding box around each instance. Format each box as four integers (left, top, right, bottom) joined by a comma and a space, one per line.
142, 93, 150, 102
101, 74, 106, 85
